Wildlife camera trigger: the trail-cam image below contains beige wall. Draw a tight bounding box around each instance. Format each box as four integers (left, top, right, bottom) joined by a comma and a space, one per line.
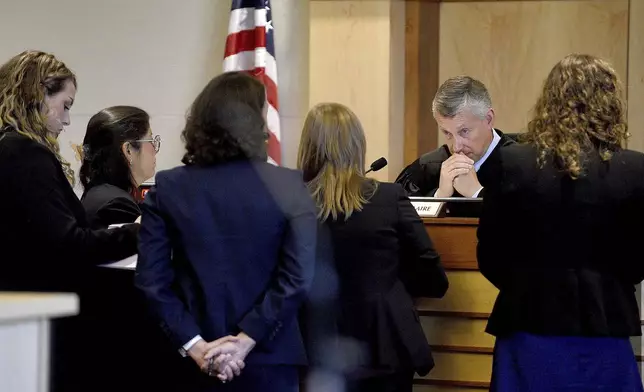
0, 0, 309, 194
1, 0, 405, 186
0, 0, 232, 194
309, 0, 405, 182
0, 0, 230, 193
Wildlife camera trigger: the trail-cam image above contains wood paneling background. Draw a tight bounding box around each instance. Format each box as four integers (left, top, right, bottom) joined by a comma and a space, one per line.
438, 0, 628, 145
404, 0, 641, 164
404, 1, 440, 164
400, 2, 644, 389
309, 0, 405, 181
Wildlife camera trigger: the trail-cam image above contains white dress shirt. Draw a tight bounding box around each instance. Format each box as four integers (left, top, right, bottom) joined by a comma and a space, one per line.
179, 335, 203, 357
474, 128, 501, 172
471, 129, 501, 197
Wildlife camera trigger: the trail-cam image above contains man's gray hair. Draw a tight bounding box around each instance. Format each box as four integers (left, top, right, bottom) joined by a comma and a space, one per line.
432, 76, 492, 119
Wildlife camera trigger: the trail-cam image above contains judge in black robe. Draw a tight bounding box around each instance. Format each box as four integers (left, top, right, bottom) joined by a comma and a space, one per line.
396, 129, 516, 217
396, 129, 516, 198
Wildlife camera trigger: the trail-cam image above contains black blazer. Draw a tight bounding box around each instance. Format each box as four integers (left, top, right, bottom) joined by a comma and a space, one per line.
81, 183, 141, 229
322, 182, 448, 377
395, 129, 516, 198
478, 143, 644, 338
0, 131, 139, 292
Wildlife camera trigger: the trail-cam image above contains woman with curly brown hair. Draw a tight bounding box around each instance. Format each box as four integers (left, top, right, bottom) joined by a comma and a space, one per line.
477, 54, 644, 391
135, 71, 318, 391
0, 51, 139, 391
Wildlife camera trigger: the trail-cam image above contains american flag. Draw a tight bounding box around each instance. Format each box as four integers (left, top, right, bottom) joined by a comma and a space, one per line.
224, 0, 281, 166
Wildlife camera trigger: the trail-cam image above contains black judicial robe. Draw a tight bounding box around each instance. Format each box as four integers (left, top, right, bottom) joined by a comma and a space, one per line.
395, 130, 516, 216
395, 129, 516, 198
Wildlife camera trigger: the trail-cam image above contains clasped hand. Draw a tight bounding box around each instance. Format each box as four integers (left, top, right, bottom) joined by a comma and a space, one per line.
436, 154, 482, 198
188, 333, 256, 383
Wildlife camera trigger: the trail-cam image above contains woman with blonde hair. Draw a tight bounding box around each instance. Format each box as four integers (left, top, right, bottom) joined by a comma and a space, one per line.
477, 54, 644, 391
0, 50, 139, 392
297, 103, 448, 392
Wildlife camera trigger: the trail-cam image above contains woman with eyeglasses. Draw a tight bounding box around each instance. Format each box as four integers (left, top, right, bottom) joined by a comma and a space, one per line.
80, 106, 160, 229
76, 106, 163, 392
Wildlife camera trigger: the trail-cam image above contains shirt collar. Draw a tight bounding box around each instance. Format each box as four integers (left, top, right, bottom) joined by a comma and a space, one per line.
474, 129, 501, 172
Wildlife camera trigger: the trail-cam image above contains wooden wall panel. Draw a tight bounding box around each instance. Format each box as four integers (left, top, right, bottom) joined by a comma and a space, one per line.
437, 0, 628, 145
404, 0, 439, 165
418, 271, 498, 313
309, 0, 405, 181
422, 317, 494, 349
419, 352, 492, 384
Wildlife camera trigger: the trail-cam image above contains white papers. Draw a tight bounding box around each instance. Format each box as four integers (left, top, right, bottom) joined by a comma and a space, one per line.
100, 255, 137, 270
125, 258, 137, 269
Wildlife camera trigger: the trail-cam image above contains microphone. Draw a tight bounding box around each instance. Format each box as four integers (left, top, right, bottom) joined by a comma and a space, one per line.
365, 157, 388, 174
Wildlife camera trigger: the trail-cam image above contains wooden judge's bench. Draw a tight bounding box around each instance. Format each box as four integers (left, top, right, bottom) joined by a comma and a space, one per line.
413, 217, 497, 391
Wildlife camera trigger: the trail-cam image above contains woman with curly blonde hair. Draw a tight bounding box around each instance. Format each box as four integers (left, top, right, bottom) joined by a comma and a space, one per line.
0, 50, 139, 392
477, 53, 644, 391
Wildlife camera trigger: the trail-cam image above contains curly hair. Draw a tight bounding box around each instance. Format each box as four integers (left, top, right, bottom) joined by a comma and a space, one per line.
522, 54, 628, 179
0, 50, 77, 184
79, 106, 150, 196
181, 71, 268, 166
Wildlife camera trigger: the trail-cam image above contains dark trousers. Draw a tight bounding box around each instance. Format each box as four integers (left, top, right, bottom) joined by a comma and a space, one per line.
50, 316, 86, 392
184, 364, 300, 392
345, 370, 414, 392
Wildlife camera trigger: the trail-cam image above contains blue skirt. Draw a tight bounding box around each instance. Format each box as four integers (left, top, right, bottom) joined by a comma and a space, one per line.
491, 333, 643, 392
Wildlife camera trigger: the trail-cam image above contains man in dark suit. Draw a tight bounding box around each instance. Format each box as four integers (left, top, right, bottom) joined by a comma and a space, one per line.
395, 76, 515, 199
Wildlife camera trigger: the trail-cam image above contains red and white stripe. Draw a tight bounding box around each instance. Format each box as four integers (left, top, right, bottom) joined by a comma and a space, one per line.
224, 3, 281, 166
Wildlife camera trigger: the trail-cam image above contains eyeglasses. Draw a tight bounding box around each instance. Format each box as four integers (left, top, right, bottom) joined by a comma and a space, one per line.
137, 135, 161, 153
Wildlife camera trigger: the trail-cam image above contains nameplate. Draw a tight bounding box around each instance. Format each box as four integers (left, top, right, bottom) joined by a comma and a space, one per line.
411, 201, 444, 218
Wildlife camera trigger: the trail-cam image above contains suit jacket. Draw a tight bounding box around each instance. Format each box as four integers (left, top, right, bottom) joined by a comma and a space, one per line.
135, 160, 318, 366
395, 129, 516, 198
322, 182, 449, 376
81, 183, 141, 229
0, 130, 139, 292
478, 143, 644, 338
